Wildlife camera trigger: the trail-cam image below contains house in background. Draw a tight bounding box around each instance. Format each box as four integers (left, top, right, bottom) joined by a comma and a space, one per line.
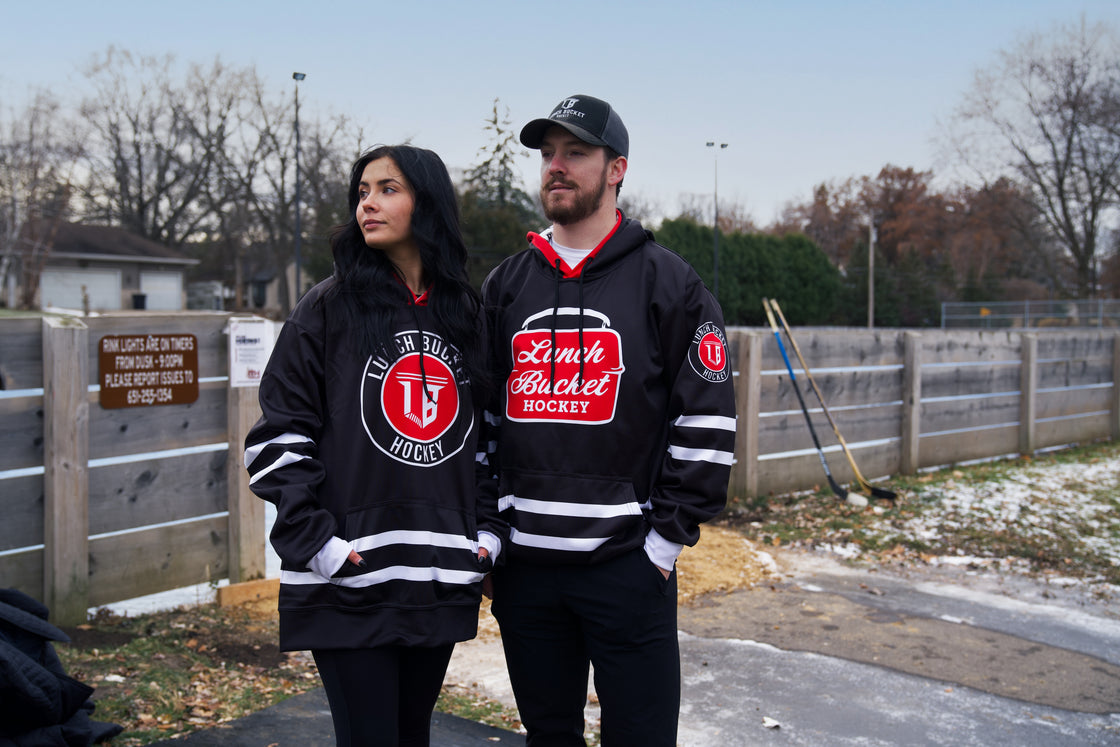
12, 222, 198, 312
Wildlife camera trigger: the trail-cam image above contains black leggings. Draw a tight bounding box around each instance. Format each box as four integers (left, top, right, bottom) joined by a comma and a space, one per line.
312, 643, 455, 747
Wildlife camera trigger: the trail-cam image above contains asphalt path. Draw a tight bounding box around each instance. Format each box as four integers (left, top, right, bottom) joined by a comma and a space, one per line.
676, 556, 1120, 746
153, 552, 1120, 746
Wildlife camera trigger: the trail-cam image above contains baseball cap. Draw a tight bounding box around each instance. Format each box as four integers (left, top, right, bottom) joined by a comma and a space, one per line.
520, 95, 629, 158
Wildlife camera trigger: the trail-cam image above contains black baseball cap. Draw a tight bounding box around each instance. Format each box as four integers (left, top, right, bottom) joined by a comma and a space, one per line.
520, 95, 629, 158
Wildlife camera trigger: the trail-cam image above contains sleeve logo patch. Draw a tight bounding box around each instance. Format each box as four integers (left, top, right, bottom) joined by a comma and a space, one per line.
689, 322, 730, 383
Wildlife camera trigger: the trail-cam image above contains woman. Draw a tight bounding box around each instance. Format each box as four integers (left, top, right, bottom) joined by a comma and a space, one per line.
244, 145, 501, 746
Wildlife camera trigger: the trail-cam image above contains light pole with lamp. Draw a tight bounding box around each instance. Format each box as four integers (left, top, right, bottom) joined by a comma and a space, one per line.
292, 72, 306, 303
867, 216, 875, 329
706, 141, 728, 300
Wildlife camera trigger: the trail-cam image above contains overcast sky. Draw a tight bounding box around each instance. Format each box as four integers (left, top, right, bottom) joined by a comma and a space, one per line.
3, 0, 1118, 225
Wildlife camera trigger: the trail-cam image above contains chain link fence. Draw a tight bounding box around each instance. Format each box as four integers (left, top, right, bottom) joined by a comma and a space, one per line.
941, 300, 1120, 328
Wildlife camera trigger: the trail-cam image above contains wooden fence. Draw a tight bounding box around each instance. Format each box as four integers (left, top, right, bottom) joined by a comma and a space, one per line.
726, 327, 1120, 500
1, 316, 1117, 624
0, 313, 263, 624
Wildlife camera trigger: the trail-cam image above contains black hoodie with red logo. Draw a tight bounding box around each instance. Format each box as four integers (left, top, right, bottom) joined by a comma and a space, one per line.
244, 278, 501, 652
482, 212, 736, 566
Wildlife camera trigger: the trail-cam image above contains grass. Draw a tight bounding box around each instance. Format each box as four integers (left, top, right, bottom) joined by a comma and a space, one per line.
54, 603, 522, 745
722, 438, 1120, 587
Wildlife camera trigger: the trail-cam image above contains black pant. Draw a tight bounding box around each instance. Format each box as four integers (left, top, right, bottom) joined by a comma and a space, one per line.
492, 547, 680, 746
312, 643, 455, 747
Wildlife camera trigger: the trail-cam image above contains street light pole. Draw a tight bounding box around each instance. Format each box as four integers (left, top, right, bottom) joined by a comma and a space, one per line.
867, 216, 875, 329
706, 141, 728, 300
292, 72, 306, 304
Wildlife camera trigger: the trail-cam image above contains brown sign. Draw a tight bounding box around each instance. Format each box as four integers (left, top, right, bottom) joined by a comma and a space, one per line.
98, 334, 199, 409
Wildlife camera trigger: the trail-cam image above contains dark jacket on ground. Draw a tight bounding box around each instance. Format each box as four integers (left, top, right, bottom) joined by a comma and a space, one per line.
0, 588, 122, 746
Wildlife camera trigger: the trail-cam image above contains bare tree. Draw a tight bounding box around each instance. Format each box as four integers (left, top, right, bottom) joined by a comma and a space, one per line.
0, 91, 77, 308
948, 19, 1120, 297
77, 48, 248, 247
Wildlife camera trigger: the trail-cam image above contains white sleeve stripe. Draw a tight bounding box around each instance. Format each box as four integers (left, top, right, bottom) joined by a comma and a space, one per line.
498, 495, 644, 518
248, 452, 311, 484
673, 414, 737, 432
668, 444, 735, 466
244, 432, 314, 468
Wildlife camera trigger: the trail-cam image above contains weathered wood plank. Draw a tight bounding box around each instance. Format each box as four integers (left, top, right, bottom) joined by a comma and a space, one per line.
759, 369, 904, 411
1036, 414, 1113, 451
0, 394, 44, 471
88, 516, 229, 608
0, 549, 43, 602
88, 381, 228, 460
920, 395, 1022, 435
1037, 359, 1114, 389
0, 475, 43, 551
89, 449, 229, 535
901, 331, 921, 474
1020, 334, 1037, 455
228, 385, 265, 583
759, 405, 902, 456
754, 327, 906, 369
1036, 386, 1114, 420
0, 317, 44, 388
921, 364, 1022, 400
919, 426, 1020, 469
729, 331, 762, 502
42, 317, 90, 624
757, 442, 899, 497
918, 330, 1022, 364
1036, 332, 1116, 362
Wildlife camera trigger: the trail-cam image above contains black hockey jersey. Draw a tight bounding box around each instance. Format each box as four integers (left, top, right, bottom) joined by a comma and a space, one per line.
244, 278, 499, 651
482, 212, 736, 565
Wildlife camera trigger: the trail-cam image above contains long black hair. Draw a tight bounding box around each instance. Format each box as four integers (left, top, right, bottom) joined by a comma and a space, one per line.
321, 145, 489, 395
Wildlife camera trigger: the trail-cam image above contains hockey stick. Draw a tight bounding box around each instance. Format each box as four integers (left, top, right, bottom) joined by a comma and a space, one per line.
762, 298, 851, 503
768, 299, 897, 504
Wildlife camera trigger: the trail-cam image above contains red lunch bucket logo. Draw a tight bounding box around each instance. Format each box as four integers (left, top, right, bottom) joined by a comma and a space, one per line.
506, 308, 625, 424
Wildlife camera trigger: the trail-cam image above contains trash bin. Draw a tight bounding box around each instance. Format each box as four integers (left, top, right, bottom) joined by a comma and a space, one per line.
132, 293, 146, 309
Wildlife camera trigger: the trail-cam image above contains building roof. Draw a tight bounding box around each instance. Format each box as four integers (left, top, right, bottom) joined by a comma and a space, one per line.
26, 221, 198, 266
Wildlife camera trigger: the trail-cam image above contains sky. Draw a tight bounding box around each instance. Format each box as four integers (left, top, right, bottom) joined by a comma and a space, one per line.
3, 0, 1118, 226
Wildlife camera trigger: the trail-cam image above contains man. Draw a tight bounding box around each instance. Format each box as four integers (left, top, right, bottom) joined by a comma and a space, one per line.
482, 95, 736, 746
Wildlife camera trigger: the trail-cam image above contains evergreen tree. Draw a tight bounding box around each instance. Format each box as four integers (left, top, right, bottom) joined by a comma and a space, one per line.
459, 98, 540, 287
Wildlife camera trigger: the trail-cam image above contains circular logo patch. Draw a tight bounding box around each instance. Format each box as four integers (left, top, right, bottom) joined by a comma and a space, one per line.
688, 322, 730, 383
361, 330, 472, 466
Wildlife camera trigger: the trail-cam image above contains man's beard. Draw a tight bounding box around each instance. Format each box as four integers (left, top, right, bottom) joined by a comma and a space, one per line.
541, 168, 608, 226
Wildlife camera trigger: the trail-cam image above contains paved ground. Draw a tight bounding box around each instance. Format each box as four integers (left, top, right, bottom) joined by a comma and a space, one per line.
153, 552, 1120, 746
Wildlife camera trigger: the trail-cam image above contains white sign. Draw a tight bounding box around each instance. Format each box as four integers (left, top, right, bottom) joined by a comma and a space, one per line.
229, 317, 275, 388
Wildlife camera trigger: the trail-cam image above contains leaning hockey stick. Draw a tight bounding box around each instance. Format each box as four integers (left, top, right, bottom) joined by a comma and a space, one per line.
762, 298, 850, 502
768, 299, 897, 504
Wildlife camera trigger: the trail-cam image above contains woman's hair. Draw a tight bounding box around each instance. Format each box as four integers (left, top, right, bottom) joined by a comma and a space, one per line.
322, 145, 489, 395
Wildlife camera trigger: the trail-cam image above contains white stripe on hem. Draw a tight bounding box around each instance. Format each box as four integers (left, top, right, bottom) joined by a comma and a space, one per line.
497, 495, 644, 518
281, 565, 482, 587
508, 528, 610, 553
